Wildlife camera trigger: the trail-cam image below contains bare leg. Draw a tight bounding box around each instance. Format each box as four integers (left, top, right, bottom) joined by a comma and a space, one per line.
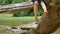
34, 1, 40, 24
40, 1, 48, 22
41, 1, 48, 13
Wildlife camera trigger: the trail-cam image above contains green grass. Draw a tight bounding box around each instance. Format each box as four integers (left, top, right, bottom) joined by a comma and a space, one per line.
0, 14, 41, 26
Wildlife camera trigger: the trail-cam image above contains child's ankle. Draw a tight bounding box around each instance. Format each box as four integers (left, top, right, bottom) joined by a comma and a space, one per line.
44, 12, 48, 14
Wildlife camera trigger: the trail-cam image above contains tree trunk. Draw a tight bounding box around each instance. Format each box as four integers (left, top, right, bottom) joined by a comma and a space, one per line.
34, 0, 60, 34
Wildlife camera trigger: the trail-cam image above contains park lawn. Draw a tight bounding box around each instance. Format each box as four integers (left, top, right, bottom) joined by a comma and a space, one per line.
0, 14, 41, 26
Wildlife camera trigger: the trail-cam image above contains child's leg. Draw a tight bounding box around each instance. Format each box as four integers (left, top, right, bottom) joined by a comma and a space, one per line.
34, 1, 40, 24
40, 1, 48, 22
40, 1, 48, 13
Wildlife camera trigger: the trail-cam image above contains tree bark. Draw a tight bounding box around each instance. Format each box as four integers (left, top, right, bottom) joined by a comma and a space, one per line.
0, 2, 33, 13
34, 0, 60, 34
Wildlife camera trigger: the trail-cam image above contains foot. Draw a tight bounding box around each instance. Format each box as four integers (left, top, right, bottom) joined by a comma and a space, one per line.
43, 12, 48, 15
35, 20, 40, 24
36, 19, 40, 24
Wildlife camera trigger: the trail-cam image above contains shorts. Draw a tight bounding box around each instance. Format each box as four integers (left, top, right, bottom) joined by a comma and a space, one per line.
32, 0, 43, 3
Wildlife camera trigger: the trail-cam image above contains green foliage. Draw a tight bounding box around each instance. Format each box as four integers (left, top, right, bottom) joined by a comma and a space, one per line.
13, 9, 43, 17
0, 0, 28, 5
12, 0, 28, 4
0, 0, 13, 5
37, 9, 44, 16
13, 12, 20, 17
0, 0, 2, 5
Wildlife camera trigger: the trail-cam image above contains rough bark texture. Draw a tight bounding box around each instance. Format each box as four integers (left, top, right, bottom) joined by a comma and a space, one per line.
34, 0, 60, 34
0, 2, 33, 13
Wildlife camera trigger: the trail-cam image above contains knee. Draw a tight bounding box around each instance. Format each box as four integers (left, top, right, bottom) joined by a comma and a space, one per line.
34, 1, 38, 5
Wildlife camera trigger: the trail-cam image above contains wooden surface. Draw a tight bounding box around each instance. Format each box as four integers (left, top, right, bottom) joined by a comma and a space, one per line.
0, 2, 33, 13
